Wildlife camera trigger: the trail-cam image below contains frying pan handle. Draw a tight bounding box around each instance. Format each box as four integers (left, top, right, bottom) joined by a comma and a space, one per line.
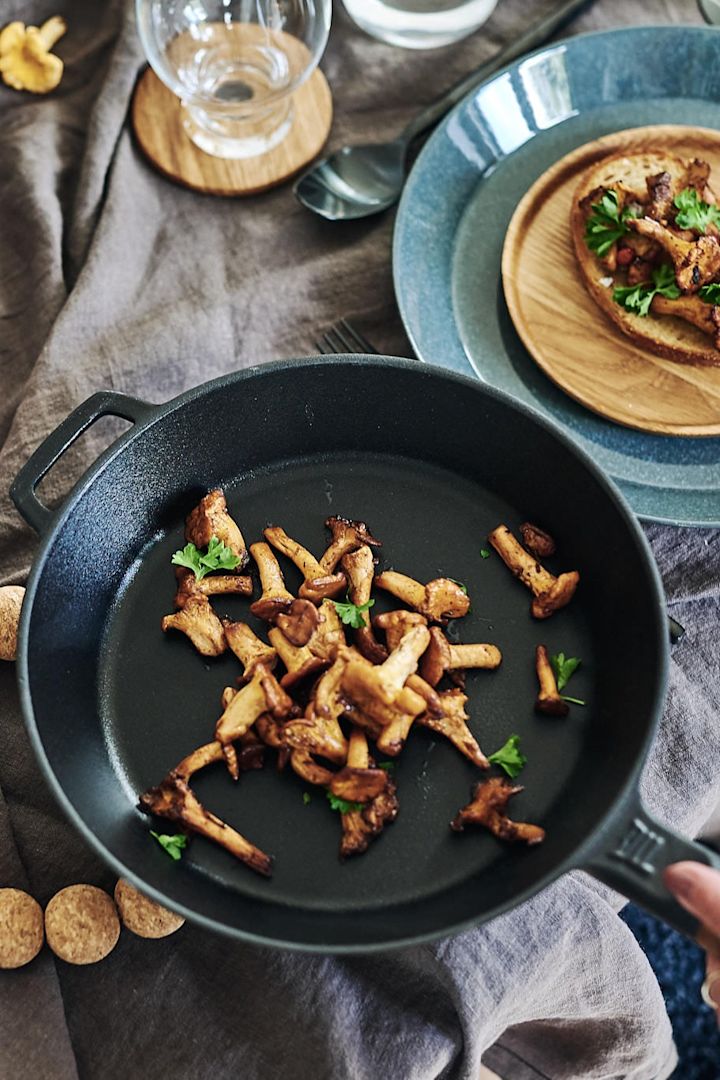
587, 797, 720, 947
10, 391, 154, 535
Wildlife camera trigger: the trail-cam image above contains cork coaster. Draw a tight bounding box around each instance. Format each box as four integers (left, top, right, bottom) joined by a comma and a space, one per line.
0, 889, 44, 969
131, 63, 332, 197
45, 884, 120, 965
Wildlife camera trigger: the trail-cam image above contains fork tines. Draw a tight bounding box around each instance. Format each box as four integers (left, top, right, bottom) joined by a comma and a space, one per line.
315, 318, 379, 356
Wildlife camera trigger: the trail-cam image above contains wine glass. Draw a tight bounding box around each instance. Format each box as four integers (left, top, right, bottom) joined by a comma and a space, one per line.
136, 0, 332, 159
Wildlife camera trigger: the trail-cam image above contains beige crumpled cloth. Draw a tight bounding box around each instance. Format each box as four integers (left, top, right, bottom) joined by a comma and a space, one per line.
0, 1, 718, 1077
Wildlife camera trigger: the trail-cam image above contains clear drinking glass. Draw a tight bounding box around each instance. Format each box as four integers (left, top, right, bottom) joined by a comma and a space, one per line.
341, 0, 498, 50
136, 0, 332, 159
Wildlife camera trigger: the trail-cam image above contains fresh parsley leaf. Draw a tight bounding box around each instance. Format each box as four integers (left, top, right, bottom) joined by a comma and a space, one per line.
480, 548, 491, 560
378, 761, 395, 773
326, 791, 364, 813
150, 831, 187, 861
331, 596, 375, 629
561, 695, 586, 707
549, 652, 581, 692
447, 578, 468, 594
613, 263, 680, 317
302, 792, 312, 806
487, 734, 527, 779
674, 187, 720, 234
171, 534, 241, 580
699, 283, 720, 304
584, 189, 636, 256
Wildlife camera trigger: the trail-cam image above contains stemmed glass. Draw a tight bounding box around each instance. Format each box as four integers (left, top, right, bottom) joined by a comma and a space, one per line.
136, 0, 332, 159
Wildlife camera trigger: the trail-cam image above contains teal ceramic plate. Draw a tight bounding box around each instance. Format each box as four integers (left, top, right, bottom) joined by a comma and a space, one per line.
393, 26, 720, 526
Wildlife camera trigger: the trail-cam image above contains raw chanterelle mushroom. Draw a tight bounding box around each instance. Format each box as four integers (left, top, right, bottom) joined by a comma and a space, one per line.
139, 741, 272, 876
451, 777, 545, 846
374, 570, 470, 624
0, 17, 66, 93
488, 524, 579, 619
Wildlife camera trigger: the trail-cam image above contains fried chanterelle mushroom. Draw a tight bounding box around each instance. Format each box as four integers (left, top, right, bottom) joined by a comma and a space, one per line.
488, 524, 579, 619
161, 595, 227, 657
139, 742, 273, 876
338, 728, 399, 859
186, 489, 249, 569
375, 570, 471, 624
451, 777, 545, 845
147, 503, 557, 874
534, 644, 569, 717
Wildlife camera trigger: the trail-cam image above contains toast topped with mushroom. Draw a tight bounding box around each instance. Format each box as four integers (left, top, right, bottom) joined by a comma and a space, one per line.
572, 151, 720, 366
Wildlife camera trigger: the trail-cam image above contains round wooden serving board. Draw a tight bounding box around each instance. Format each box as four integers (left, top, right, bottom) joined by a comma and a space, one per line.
131, 63, 332, 198
502, 125, 720, 437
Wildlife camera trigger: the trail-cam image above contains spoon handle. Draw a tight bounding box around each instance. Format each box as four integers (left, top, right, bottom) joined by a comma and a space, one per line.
403, 0, 594, 144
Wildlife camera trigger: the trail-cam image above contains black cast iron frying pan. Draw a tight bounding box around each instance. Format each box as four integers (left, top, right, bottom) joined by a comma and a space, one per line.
11, 357, 720, 952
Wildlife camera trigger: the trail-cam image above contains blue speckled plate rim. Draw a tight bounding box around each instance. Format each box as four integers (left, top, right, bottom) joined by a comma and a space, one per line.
393, 23, 720, 528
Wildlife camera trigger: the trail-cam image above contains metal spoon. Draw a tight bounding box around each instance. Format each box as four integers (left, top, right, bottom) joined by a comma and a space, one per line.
698, 0, 720, 23
294, 0, 593, 220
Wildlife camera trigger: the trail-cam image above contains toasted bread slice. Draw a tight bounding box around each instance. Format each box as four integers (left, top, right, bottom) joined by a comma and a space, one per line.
572, 152, 720, 367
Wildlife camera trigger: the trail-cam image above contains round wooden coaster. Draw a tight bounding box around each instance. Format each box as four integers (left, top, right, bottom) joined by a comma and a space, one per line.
502, 125, 720, 437
131, 65, 332, 198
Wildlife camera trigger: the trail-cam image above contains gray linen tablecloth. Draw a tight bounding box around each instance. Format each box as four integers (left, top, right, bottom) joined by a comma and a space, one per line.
1, 1, 719, 1077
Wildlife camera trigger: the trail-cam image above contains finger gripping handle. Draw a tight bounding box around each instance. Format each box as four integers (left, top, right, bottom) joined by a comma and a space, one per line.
10, 391, 153, 535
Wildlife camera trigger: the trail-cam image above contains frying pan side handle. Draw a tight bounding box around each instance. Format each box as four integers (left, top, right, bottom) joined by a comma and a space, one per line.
587, 800, 720, 945
10, 391, 154, 535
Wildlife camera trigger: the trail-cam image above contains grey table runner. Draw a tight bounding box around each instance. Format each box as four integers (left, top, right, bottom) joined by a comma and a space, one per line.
1, 1, 718, 1077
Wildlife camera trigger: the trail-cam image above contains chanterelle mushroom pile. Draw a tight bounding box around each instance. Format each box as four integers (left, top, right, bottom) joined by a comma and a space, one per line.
140, 496, 571, 876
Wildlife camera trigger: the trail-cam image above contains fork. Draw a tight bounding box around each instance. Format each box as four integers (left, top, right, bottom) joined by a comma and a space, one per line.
315, 318, 379, 355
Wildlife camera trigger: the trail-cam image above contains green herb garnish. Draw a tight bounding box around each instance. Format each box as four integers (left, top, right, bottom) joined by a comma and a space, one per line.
480, 548, 491, 560
378, 761, 395, 773
331, 596, 375, 629
302, 792, 312, 806
447, 578, 468, 594
326, 791, 364, 814
699, 283, 720, 304
550, 652, 586, 706
150, 831, 187, 861
549, 652, 581, 691
487, 734, 527, 779
613, 263, 680, 317
584, 190, 636, 256
171, 535, 241, 580
674, 187, 720, 234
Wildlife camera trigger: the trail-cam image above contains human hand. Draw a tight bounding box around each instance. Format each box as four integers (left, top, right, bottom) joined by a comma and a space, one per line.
664, 861, 720, 1021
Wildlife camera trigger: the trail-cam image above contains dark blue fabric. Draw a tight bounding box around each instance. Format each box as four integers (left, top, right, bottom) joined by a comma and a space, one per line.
622, 905, 720, 1079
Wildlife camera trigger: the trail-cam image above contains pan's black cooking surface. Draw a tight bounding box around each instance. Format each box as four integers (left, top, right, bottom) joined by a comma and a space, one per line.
17, 358, 677, 948
101, 452, 594, 912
